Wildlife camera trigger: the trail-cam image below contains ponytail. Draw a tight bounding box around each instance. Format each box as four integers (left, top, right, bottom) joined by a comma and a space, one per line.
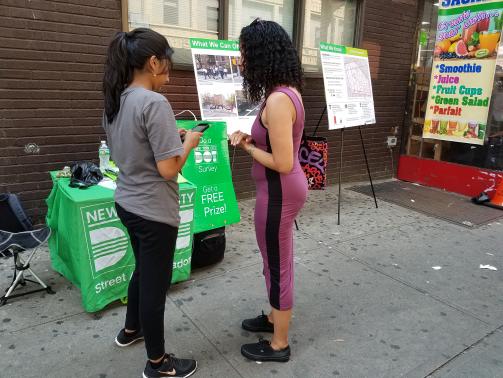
102, 28, 174, 123
103, 32, 131, 123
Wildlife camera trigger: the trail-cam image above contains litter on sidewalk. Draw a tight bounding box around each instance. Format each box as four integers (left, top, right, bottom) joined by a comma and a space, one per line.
479, 264, 498, 271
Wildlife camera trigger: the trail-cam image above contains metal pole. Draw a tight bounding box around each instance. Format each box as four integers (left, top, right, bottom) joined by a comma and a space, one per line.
359, 125, 378, 209
313, 106, 327, 136
338, 128, 344, 225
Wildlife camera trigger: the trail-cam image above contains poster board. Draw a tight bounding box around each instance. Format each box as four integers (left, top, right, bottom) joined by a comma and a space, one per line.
319, 42, 376, 130
423, 0, 503, 145
190, 38, 260, 135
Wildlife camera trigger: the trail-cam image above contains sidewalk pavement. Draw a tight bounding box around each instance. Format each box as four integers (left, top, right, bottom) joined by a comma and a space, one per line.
1, 181, 502, 378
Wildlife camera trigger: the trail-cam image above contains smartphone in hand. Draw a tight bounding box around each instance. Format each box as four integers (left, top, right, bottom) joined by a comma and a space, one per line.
191, 123, 210, 133
180, 123, 210, 142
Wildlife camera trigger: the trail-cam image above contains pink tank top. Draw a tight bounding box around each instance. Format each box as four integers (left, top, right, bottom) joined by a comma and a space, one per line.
251, 87, 305, 181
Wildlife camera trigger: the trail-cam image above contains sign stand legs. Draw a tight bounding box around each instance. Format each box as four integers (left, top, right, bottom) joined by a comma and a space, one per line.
337, 124, 379, 225
337, 127, 344, 226
358, 125, 378, 209
313, 106, 327, 136
313, 106, 378, 225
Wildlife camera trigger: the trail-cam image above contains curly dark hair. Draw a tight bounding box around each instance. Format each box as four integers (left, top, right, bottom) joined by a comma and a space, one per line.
239, 19, 303, 103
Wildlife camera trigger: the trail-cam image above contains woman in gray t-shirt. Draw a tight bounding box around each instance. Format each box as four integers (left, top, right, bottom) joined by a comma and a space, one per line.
102, 28, 201, 378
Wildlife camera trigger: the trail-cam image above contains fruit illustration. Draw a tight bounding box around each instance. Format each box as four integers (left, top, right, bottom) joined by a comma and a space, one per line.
477, 18, 490, 33
463, 24, 478, 44
448, 42, 457, 53
436, 39, 451, 53
475, 48, 490, 58
455, 40, 468, 56
449, 32, 462, 42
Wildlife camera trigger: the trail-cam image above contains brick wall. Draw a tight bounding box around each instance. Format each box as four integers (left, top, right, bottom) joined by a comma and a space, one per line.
358, 0, 420, 181
0, 0, 122, 222
0, 0, 419, 223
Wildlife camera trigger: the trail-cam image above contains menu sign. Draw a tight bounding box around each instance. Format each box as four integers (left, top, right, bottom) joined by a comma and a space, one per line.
424, 0, 503, 145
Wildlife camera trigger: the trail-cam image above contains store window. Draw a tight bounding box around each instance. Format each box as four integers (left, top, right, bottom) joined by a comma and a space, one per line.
228, 0, 295, 40
163, 0, 178, 25
125, 0, 359, 69
302, 0, 358, 72
405, 0, 503, 171
127, 0, 220, 65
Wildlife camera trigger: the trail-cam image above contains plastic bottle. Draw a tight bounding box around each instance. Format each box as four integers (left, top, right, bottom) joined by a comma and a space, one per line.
99, 140, 110, 172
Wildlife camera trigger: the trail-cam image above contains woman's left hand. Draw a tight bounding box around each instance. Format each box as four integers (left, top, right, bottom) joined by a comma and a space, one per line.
230, 131, 253, 150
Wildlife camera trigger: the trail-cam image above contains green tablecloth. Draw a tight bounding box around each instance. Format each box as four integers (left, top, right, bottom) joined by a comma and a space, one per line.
46, 172, 196, 312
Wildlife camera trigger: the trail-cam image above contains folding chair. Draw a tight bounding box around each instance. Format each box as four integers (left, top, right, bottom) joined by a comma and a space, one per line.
0, 193, 54, 306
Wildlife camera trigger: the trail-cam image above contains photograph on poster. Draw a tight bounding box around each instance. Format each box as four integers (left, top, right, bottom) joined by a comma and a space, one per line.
230, 56, 243, 84
236, 90, 261, 117
190, 38, 256, 134
194, 54, 233, 83
200, 89, 238, 118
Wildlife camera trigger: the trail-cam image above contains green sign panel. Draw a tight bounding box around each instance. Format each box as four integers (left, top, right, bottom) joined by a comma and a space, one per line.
177, 120, 241, 233
319, 42, 368, 56
189, 38, 239, 51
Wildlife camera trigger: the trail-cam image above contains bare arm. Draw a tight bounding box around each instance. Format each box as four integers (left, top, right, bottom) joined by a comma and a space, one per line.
230, 92, 296, 174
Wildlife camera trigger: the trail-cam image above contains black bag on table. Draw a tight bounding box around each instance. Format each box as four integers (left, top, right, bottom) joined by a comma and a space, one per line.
191, 227, 226, 269
69, 161, 103, 189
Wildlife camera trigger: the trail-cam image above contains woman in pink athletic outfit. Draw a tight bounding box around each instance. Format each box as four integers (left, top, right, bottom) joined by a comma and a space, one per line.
230, 19, 308, 363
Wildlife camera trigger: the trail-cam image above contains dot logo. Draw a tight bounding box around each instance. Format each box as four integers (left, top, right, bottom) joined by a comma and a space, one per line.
89, 226, 129, 272
194, 148, 217, 164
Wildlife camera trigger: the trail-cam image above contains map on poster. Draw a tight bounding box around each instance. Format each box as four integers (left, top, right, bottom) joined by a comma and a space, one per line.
320, 42, 376, 129
190, 38, 260, 135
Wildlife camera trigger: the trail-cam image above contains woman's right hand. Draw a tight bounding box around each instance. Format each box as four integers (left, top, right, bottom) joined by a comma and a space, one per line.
183, 130, 202, 149
230, 131, 253, 148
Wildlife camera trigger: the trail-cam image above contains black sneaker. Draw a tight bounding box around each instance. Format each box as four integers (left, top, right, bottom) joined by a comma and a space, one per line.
241, 338, 290, 362
241, 311, 274, 333
114, 328, 144, 347
143, 354, 197, 378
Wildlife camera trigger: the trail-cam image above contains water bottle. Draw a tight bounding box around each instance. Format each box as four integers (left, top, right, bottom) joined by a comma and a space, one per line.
99, 140, 110, 172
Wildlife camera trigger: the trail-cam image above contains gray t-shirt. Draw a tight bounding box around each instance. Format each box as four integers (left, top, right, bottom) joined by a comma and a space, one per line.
102, 87, 184, 226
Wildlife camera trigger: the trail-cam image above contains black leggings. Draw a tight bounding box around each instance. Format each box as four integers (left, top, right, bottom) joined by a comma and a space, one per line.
116, 203, 178, 360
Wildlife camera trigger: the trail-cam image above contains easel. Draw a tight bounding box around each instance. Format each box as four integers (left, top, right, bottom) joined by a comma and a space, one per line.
318, 106, 378, 225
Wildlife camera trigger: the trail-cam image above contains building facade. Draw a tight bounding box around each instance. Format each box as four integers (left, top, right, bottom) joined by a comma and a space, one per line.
0, 0, 420, 222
